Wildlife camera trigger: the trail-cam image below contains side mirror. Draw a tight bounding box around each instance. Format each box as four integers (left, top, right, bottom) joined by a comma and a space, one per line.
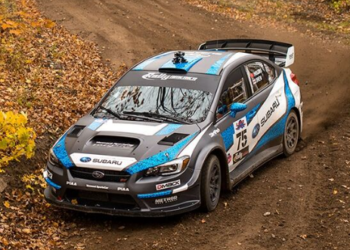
230, 103, 247, 118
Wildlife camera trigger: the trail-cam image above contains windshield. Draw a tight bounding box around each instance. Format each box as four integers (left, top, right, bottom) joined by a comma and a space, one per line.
96, 86, 214, 123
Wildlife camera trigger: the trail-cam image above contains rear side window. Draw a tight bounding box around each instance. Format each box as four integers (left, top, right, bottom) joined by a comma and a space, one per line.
245, 61, 272, 92
216, 68, 247, 119
263, 63, 276, 83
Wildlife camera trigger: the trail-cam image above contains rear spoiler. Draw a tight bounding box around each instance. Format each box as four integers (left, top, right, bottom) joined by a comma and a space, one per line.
198, 39, 295, 67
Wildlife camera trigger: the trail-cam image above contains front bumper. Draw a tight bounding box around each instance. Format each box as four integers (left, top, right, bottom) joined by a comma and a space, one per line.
44, 186, 200, 217
43, 163, 201, 217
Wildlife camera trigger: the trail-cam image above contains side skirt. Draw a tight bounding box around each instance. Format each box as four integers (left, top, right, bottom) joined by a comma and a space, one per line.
229, 137, 283, 189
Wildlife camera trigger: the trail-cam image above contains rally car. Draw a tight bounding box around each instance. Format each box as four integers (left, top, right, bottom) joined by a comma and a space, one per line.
44, 39, 303, 216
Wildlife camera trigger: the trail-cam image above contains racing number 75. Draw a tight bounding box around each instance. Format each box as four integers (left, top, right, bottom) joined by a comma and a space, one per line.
236, 129, 247, 150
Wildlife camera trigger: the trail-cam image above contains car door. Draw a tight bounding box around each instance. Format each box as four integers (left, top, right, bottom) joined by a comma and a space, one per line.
243, 61, 285, 153
215, 66, 260, 172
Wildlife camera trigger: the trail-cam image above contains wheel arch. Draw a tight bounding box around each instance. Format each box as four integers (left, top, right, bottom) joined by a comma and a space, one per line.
210, 148, 230, 191
290, 107, 302, 138
194, 144, 230, 192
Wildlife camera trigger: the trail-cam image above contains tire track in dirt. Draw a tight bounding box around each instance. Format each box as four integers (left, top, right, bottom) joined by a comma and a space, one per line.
36, 1, 350, 249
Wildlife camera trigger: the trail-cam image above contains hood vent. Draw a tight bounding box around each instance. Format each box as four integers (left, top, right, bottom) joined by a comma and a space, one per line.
90, 136, 139, 150
67, 125, 85, 138
158, 133, 189, 146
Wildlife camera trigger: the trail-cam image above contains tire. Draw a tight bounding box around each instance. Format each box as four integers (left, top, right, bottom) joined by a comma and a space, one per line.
200, 155, 221, 212
283, 110, 300, 157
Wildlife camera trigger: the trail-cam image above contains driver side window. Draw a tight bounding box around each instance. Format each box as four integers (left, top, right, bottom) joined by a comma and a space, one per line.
216, 68, 247, 120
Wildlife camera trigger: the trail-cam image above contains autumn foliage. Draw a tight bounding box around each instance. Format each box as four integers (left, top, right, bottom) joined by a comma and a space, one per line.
0, 0, 126, 248
0, 0, 125, 137
0, 111, 36, 170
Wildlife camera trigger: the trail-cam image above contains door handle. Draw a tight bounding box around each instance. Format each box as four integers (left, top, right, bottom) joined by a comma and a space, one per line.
275, 91, 282, 97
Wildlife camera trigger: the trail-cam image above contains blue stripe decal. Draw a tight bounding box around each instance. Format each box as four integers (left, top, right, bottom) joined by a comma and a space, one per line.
45, 178, 61, 189
133, 52, 172, 71
88, 120, 103, 130
246, 104, 261, 125
126, 132, 198, 175
156, 124, 182, 136
206, 53, 233, 75
221, 124, 234, 151
160, 56, 202, 72
52, 134, 74, 168
133, 58, 157, 71
137, 190, 172, 199
254, 70, 295, 151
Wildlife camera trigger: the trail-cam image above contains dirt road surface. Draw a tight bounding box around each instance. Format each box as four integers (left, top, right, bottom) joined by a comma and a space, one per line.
36, 1, 350, 249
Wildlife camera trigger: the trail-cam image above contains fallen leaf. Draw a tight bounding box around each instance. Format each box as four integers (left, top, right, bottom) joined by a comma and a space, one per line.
22, 228, 31, 234
9, 29, 22, 35
3, 201, 10, 208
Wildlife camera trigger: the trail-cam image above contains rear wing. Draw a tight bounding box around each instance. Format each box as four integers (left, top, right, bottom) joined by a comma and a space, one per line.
198, 39, 295, 67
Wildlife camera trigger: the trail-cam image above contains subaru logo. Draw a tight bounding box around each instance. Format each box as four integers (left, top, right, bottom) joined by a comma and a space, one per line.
252, 124, 260, 139
92, 171, 105, 179
80, 157, 91, 163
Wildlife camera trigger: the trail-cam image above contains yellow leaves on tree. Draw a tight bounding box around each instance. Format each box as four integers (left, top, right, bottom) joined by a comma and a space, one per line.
0, 111, 36, 169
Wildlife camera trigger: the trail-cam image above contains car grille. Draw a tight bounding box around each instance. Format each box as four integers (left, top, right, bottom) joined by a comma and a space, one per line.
65, 189, 139, 210
70, 167, 131, 182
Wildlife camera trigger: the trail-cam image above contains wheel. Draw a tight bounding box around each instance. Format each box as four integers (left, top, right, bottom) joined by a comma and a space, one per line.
283, 111, 300, 157
200, 155, 221, 212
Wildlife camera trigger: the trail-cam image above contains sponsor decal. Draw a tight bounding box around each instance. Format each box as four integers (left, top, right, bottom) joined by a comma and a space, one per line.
209, 128, 220, 137
233, 146, 249, 163
117, 187, 129, 192
261, 97, 280, 127
252, 68, 262, 77
92, 171, 105, 179
235, 119, 246, 130
252, 76, 263, 84
155, 195, 178, 205
252, 123, 260, 139
227, 153, 232, 164
86, 184, 109, 190
92, 159, 122, 165
47, 169, 53, 179
80, 157, 91, 163
156, 180, 181, 191
236, 129, 248, 151
66, 181, 77, 186
142, 72, 197, 82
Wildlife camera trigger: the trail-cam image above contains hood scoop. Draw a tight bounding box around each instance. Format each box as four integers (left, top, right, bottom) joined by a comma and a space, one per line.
67, 125, 85, 138
89, 136, 139, 150
158, 133, 189, 146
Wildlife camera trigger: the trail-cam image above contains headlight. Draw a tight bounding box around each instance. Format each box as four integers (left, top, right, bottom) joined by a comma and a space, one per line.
48, 148, 60, 166
145, 157, 190, 176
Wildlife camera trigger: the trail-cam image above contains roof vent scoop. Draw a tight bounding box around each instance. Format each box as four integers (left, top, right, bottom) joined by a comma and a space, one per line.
172, 51, 188, 64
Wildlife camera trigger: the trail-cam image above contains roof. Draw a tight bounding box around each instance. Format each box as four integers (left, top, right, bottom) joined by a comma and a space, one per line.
132, 50, 243, 75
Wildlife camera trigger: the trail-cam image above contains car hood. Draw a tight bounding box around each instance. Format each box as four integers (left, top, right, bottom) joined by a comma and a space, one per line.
54, 115, 201, 173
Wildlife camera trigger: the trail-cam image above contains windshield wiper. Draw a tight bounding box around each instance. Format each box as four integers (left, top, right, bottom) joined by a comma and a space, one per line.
98, 106, 123, 120
123, 111, 191, 124
120, 112, 163, 123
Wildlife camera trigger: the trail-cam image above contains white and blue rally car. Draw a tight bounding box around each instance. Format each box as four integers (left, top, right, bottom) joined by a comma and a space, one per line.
44, 39, 303, 216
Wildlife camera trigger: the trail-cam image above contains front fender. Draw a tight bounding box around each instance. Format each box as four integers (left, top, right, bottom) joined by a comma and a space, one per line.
190, 141, 230, 191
